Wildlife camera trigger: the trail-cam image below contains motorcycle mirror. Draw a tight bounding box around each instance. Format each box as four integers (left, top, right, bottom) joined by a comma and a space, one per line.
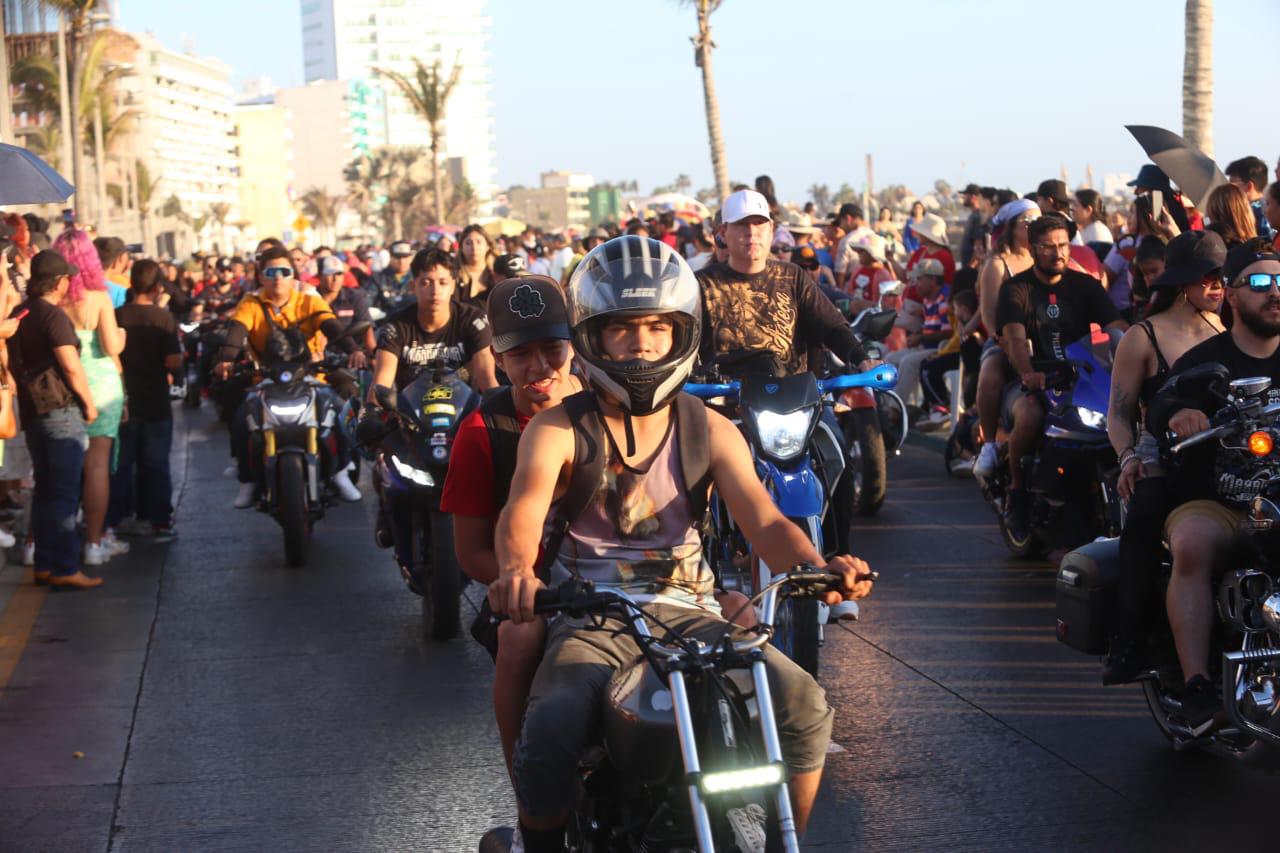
1163, 362, 1231, 402
373, 384, 396, 411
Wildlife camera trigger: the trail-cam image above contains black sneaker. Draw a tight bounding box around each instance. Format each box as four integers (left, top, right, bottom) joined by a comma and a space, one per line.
1102, 638, 1146, 686
1004, 488, 1032, 542
151, 523, 178, 544
1178, 675, 1220, 734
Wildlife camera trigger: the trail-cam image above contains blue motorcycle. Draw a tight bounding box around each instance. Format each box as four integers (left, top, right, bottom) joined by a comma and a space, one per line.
975, 329, 1123, 558
685, 359, 898, 676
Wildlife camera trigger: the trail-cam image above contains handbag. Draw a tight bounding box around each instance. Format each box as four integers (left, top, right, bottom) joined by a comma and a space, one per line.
22, 363, 75, 416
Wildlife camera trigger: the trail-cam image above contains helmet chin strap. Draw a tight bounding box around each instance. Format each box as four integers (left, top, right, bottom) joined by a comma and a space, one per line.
623, 411, 636, 458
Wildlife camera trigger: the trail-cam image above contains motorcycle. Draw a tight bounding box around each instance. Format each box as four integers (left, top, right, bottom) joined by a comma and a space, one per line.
685, 359, 898, 677
1056, 366, 1280, 763
480, 567, 874, 853
243, 352, 352, 567
366, 358, 478, 640
974, 329, 1123, 557
178, 316, 230, 410
834, 291, 909, 516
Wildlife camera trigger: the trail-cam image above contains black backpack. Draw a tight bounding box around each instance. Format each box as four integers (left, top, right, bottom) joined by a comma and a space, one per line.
258, 299, 309, 364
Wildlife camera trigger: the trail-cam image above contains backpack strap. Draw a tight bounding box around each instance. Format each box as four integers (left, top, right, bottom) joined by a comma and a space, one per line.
673, 392, 712, 528
479, 386, 522, 510
541, 390, 607, 567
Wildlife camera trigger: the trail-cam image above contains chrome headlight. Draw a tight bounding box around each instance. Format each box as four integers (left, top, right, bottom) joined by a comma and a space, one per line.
1075, 406, 1106, 429
753, 408, 815, 460
699, 763, 784, 794
390, 454, 434, 487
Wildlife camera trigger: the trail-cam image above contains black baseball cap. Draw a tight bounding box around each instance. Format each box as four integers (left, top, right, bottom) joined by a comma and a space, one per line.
1151, 230, 1227, 289
494, 253, 526, 279
959, 183, 981, 196
487, 275, 571, 353
835, 202, 864, 220
1222, 237, 1280, 287
30, 249, 77, 282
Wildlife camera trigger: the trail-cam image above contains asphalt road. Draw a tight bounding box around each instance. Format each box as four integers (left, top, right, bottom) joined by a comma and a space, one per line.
0, 408, 1274, 852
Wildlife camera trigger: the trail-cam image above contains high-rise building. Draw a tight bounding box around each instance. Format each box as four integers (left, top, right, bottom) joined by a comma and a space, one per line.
299, 0, 496, 203
276, 78, 386, 197
234, 100, 296, 243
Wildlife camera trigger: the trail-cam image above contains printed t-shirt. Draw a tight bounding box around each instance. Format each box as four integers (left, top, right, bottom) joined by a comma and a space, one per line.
376, 302, 491, 390
995, 269, 1119, 361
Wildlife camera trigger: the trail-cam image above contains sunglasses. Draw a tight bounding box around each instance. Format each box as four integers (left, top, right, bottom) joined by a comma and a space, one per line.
1232, 272, 1280, 292
262, 267, 294, 279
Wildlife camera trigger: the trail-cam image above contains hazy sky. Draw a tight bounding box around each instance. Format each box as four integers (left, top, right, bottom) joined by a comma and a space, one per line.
120, 0, 1280, 201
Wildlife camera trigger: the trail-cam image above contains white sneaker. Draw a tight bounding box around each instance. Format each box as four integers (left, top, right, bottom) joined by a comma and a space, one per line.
726, 803, 767, 853
972, 442, 999, 478
223, 464, 237, 479
103, 530, 130, 557
21, 539, 34, 566
330, 468, 362, 503
84, 541, 108, 566
0, 527, 15, 549
234, 482, 257, 509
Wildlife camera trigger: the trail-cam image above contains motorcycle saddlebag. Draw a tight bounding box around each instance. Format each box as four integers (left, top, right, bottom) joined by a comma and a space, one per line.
1054, 537, 1120, 655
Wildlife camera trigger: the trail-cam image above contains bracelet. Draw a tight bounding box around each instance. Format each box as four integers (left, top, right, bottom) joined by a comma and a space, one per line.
1119, 454, 1141, 469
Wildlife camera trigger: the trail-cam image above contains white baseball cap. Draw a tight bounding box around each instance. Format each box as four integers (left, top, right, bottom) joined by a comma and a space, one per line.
318, 256, 346, 277
721, 189, 772, 225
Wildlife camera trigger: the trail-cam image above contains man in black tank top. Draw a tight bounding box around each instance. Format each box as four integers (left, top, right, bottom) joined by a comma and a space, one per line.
487, 236, 877, 852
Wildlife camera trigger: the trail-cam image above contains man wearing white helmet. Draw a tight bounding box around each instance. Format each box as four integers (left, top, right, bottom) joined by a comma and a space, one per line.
489, 235, 876, 852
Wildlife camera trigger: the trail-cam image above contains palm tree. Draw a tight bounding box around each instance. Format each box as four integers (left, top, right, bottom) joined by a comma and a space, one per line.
808, 183, 831, 214
299, 187, 346, 246
375, 54, 463, 226
11, 54, 61, 122
135, 159, 157, 252
38, 0, 100, 217
1182, 0, 1213, 158
24, 125, 62, 170
208, 202, 231, 253
682, 0, 729, 203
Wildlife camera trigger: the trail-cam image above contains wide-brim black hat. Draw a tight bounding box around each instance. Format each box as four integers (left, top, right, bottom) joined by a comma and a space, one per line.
1151, 230, 1227, 289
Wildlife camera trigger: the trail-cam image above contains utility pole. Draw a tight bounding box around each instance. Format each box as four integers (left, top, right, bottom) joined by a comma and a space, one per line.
0, 3, 14, 144
56, 11, 76, 212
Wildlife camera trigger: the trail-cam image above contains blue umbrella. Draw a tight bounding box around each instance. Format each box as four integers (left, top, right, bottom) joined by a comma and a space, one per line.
0, 143, 75, 205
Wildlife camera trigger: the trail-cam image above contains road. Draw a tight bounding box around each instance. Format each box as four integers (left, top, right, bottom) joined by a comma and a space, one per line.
0, 407, 1273, 852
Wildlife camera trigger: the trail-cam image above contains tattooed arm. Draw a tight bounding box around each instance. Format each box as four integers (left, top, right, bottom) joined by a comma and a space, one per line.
1107, 325, 1152, 459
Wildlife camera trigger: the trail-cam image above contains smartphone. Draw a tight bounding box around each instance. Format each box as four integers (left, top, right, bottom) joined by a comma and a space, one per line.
13, 309, 29, 321
714, 233, 728, 250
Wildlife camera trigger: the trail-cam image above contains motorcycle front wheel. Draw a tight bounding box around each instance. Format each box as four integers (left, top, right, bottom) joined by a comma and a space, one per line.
278, 454, 311, 567
845, 409, 886, 517
420, 509, 461, 641
773, 594, 820, 678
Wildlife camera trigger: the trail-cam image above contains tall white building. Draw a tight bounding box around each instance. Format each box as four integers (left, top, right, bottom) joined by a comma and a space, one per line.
299, 0, 497, 204
120, 32, 240, 219
276, 78, 386, 197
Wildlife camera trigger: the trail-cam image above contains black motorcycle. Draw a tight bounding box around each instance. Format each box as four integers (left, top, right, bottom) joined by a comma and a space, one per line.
1056, 365, 1280, 763
368, 359, 478, 640
480, 568, 871, 853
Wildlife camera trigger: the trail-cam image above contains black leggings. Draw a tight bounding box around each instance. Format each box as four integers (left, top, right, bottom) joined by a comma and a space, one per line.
918, 337, 982, 410
1114, 475, 1175, 644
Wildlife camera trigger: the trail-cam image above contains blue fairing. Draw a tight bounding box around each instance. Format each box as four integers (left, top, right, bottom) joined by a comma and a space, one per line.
757, 458, 826, 518
1043, 333, 1115, 445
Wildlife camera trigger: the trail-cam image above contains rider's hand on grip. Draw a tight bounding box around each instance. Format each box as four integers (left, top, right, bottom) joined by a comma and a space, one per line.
488, 571, 546, 624
824, 554, 876, 604
1020, 371, 1046, 393
1168, 407, 1211, 440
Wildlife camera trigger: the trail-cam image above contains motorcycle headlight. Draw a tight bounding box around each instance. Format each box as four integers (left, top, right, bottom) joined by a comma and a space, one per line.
390, 454, 434, 487
1075, 406, 1106, 429
699, 763, 785, 795
753, 409, 815, 460
268, 401, 310, 418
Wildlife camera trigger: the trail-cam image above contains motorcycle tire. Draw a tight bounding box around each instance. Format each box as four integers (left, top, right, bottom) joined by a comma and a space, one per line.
422, 509, 461, 641
774, 596, 821, 678
943, 428, 970, 479
845, 409, 887, 517
998, 511, 1044, 559
278, 454, 311, 567
1143, 671, 1280, 769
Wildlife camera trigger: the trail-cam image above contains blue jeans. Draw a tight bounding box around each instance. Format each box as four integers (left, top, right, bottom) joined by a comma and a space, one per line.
107, 416, 174, 528
26, 406, 87, 576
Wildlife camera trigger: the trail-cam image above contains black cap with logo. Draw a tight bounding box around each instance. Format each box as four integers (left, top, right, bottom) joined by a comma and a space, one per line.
487, 274, 571, 353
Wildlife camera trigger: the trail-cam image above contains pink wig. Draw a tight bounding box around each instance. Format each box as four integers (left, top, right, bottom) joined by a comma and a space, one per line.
51, 228, 106, 303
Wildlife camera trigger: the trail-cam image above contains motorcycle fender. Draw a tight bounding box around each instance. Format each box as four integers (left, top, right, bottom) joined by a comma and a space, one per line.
758, 459, 826, 518
839, 387, 877, 410
273, 447, 320, 505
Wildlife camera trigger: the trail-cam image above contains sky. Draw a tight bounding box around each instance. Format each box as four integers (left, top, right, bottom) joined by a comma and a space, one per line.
119, 0, 1280, 202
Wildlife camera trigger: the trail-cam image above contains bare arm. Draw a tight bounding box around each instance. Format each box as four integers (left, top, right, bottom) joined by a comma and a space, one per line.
97, 293, 126, 356
368, 348, 398, 402
1002, 322, 1035, 380
706, 411, 824, 573
454, 514, 499, 584
53, 344, 97, 421
977, 257, 1002, 337
163, 353, 183, 373
468, 347, 499, 392
491, 409, 574, 621
1107, 326, 1150, 457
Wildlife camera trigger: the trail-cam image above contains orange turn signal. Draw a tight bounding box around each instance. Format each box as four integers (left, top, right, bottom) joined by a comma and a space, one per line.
1249, 430, 1273, 457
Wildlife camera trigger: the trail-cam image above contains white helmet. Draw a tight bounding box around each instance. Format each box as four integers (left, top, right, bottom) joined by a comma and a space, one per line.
566, 235, 701, 414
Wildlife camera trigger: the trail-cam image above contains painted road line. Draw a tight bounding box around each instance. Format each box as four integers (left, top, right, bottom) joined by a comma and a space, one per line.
0, 569, 47, 690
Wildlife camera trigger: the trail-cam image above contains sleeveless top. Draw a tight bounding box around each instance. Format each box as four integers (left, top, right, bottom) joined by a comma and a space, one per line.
75, 324, 124, 440
1137, 321, 1172, 406
553, 409, 715, 611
